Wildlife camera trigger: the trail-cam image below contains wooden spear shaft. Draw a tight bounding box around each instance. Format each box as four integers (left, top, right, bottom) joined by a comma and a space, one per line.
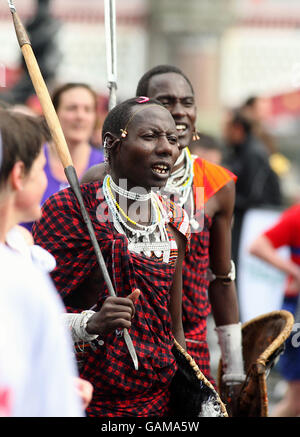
8, 3, 138, 370
12, 12, 72, 168
10, 6, 118, 303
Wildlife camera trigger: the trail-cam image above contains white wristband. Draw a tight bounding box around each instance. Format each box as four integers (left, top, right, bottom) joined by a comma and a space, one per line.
62, 311, 99, 343
215, 322, 246, 385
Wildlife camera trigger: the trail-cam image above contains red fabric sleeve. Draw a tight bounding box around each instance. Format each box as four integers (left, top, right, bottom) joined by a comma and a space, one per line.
264, 209, 294, 249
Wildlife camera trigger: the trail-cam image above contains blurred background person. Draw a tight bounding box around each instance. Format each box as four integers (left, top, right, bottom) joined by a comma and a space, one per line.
0, 109, 86, 416
240, 96, 291, 184
43, 82, 103, 201
21, 82, 104, 231
240, 96, 277, 156
222, 110, 282, 282
249, 202, 300, 417
189, 132, 223, 165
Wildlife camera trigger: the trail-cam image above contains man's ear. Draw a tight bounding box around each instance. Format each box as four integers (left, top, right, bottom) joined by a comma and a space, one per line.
9, 161, 26, 191
104, 133, 122, 158
104, 132, 121, 149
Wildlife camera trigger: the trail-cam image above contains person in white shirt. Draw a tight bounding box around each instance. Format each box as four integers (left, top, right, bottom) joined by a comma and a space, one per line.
0, 109, 91, 416
0, 245, 83, 417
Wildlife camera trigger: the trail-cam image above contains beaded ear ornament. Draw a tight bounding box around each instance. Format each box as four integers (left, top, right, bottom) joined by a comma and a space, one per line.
192, 130, 200, 141
103, 136, 117, 163
103, 138, 109, 162
119, 97, 156, 139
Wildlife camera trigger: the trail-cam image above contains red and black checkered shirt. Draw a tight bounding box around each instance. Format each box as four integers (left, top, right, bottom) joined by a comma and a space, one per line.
32, 181, 189, 417
182, 213, 213, 381
182, 213, 212, 334
181, 157, 236, 383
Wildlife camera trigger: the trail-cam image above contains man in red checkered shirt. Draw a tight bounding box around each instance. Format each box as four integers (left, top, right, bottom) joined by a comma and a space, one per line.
135, 65, 245, 394
81, 67, 246, 400
33, 98, 191, 417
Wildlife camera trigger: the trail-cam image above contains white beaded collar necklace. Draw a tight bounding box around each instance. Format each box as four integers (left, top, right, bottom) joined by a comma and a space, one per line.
103, 174, 171, 262
164, 148, 200, 230
109, 175, 152, 202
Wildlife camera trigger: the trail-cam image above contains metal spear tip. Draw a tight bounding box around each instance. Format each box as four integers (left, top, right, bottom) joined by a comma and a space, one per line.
8, 0, 16, 13
123, 328, 139, 371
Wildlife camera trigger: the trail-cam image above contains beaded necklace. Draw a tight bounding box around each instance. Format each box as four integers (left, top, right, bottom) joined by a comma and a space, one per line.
109, 175, 152, 202
103, 174, 171, 262
165, 147, 199, 230
166, 148, 194, 196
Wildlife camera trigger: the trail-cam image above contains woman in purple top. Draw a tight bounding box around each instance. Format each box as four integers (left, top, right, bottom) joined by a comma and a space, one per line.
42, 144, 103, 205
44, 82, 104, 199
23, 83, 104, 230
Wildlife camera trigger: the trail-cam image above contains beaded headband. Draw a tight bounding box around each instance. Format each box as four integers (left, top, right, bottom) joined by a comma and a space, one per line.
120, 98, 163, 138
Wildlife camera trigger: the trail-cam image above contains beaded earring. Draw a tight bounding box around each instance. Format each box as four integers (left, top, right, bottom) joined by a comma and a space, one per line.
192, 130, 200, 141
103, 138, 109, 163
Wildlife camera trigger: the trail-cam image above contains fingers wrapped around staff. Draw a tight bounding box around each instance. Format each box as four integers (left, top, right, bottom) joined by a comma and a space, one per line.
86, 290, 141, 336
